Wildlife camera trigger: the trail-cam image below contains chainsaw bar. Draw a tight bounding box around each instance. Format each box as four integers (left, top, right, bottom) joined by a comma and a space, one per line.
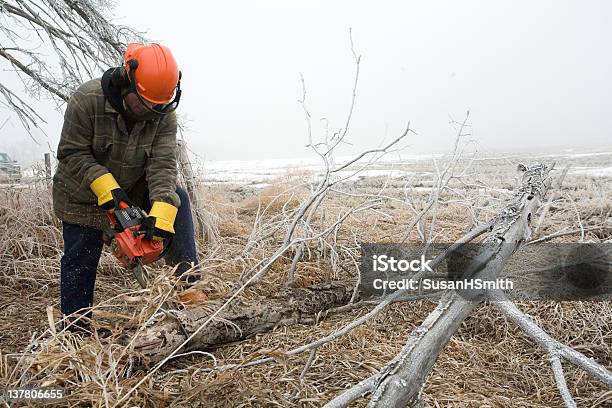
131, 259, 150, 289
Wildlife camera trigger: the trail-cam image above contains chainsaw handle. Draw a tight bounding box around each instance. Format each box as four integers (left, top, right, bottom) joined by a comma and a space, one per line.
106, 201, 130, 228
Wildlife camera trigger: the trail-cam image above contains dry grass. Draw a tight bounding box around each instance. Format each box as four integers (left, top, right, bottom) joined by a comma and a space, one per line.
237, 172, 311, 215
0, 157, 610, 407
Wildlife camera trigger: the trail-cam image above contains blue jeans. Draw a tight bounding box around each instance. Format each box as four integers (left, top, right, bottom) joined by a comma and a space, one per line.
60, 187, 199, 315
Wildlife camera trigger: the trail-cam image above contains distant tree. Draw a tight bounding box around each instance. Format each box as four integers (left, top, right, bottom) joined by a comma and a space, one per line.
0, 0, 143, 135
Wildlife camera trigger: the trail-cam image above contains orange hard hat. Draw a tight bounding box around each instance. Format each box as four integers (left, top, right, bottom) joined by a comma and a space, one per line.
124, 43, 179, 105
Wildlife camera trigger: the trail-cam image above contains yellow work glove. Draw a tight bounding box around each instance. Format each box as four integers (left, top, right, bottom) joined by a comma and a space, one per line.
139, 201, 178, 241
90, 173, 131, 211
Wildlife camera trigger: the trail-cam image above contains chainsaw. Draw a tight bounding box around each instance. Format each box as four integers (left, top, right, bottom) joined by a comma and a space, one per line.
103, 201, 189, 337
103, 201, 164, 288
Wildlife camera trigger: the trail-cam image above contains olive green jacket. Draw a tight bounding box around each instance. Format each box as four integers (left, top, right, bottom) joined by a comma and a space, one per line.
52, 79, 180, 230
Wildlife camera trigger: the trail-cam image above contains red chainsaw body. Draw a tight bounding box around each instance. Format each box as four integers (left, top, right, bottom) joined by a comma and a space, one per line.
110, 225, 163, 267
106, 203, 163, 267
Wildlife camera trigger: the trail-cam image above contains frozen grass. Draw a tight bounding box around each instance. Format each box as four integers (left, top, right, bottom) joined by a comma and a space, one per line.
0, 155, 610, 407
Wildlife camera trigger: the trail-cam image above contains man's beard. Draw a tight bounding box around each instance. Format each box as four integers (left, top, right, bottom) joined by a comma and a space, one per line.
122, 93, 163, 122
123, 103, 162, 122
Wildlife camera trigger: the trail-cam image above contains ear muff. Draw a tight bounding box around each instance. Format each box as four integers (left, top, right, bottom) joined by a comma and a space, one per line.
112, 59, 140, 91
127, 59, 139, 71
112, 66, 131, 90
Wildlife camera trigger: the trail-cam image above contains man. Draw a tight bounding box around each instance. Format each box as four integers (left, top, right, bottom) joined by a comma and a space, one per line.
53, 43, 199, 331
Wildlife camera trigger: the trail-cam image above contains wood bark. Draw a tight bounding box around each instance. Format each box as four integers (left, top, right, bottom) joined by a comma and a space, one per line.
365, 164, 553, 407
128, 283, 353, 363
322, 164, 554, 408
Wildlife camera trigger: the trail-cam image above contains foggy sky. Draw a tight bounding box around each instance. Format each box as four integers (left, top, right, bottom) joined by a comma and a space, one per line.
1, 0, 611, 166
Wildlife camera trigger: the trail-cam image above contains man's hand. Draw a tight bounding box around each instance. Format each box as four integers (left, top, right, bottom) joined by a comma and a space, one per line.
90, 173, 132, 211
139, 201, 177, 241
102, 188, 132, 211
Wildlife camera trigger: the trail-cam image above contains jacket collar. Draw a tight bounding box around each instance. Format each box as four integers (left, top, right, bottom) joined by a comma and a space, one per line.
104, 99, 118, 114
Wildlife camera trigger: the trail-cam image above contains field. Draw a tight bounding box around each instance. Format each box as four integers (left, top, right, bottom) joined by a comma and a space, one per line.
0, 150, 610, 407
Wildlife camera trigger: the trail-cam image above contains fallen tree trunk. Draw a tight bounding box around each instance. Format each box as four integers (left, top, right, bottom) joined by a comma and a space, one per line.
367, 164, 553, 407
325, 163, 554, 408
128, 283, 353, 362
